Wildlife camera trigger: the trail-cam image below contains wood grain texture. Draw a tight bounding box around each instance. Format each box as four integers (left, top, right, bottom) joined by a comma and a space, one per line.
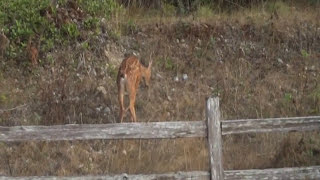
1, 116, 319, 141
0, 121, 206, 142
206, 97, 224, 180
0, 171, 210, 180
2, 166, 319, 180
224, 166, 320, 180
222, 116, 320, 135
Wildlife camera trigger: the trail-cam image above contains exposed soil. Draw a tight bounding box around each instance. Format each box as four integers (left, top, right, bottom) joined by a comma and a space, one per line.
0, 10, 320, 176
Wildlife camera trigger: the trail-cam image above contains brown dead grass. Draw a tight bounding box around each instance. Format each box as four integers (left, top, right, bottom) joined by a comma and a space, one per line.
0, 6, 320, 176
0, 139, 208, 176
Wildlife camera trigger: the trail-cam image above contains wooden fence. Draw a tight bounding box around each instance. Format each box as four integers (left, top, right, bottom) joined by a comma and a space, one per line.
1, 97, 320, 179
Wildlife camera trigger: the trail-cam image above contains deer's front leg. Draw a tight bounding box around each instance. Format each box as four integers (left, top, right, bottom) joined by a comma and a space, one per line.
128, 86, 137, 122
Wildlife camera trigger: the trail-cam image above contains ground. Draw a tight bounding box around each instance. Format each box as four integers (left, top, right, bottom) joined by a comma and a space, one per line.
0, 3, 320, 176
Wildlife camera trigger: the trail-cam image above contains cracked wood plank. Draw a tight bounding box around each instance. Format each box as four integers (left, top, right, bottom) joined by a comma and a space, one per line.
224, 166, 320, 180
0, 171, 210, 180
222, 116, 320, 135
0, 121, 206, 142
206, 97, 224, 180
2, 166, 318, 180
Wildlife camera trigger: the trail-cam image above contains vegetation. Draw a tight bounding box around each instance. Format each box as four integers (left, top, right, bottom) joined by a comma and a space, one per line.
0, 0, 319, 177
0, 0, 120, 64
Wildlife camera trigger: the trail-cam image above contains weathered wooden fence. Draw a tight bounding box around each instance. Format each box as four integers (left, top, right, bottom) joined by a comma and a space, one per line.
1, 97, 320, 180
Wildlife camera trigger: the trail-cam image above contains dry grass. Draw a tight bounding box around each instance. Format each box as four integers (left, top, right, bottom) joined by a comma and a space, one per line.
0, 5, 320, 176
223, 132, 320, 170
0, 139, 208, 176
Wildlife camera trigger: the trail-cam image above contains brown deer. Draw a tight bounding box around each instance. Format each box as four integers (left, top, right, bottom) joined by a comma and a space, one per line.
27, 36, 39, 66
117, 55, 152, 123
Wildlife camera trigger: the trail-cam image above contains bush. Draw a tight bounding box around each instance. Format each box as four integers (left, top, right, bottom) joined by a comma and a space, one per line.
195, 6, 213, 18
0, 0, 51, 60
0, 0, 50, 39
163, 3, 176, 16
62, 23, 80, 40
78, 0, 119, 18
0, 0, 120, 63
266, 1, 290, 14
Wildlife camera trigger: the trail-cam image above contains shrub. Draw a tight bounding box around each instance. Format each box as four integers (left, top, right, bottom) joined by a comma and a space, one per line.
195, 6, 213, 18
78, 0, 119, 18
0, 0, 120, 63
84, 17, 100, 30
266, 1, 290, 14
163, 3, 176, 16
62, 23, 80, 40
0, 0, 51, 60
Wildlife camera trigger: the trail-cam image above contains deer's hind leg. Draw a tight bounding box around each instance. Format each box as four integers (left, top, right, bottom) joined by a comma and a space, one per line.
127, 79, 137, 122
118, 80, 126, 123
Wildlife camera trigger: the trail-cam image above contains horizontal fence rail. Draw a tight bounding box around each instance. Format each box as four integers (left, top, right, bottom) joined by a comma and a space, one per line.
0, 171, 210, 180
0, 121, 206, 141
1, 116, 320, 142
222, 116, 320, 135
224, 166, 320, 180
1, 166, 319, 180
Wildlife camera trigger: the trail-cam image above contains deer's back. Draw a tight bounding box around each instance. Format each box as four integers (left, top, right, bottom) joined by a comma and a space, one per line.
117, 56, 142, 80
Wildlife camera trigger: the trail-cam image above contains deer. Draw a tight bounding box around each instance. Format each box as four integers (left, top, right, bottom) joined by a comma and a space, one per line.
117, 55, 152, 123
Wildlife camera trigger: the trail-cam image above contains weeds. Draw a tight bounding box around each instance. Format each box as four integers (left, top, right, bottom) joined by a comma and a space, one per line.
266, 1, 290, 14
78, 0, 118, 18
0, 0, 120, 63
162, 3, 176, 17
107, 63, 118, 79
124, 19, 138, 35
84, 17, 100, 30
0, 94, 7, 104
62, 23, 80, 40
1, 0, 320, 176
301, 49, 310, 58
195, 6, 214, 18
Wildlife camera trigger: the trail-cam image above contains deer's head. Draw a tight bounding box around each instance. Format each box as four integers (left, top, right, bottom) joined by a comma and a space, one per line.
143, 60, 152, 87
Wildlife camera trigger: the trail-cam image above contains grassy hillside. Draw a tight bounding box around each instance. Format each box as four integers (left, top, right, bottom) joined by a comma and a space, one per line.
0, 0, 320, 176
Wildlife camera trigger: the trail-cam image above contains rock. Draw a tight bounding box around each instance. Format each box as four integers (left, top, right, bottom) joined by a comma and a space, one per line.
277, 58, 284, 64
174, 76, 179, 82
132, 51, 139, 56
176, 39, 180, 43
104, 107, 111, 114
197, 39, 202, 45
96, 106, 102, 112
181, 43, 188, 48
182, 74, 188, 81
97, 86, 107, 95
310, 65, 316, 71
156, 73, 163, 79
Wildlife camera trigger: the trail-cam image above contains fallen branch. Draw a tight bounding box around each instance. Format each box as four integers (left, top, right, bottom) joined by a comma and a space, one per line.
0, 104, 28, 113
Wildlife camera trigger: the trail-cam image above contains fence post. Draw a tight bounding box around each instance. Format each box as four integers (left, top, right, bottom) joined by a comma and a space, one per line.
206, 97, 224, 180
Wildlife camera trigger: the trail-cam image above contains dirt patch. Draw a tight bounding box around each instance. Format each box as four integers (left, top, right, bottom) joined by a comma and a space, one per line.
1, 10, 320, 176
